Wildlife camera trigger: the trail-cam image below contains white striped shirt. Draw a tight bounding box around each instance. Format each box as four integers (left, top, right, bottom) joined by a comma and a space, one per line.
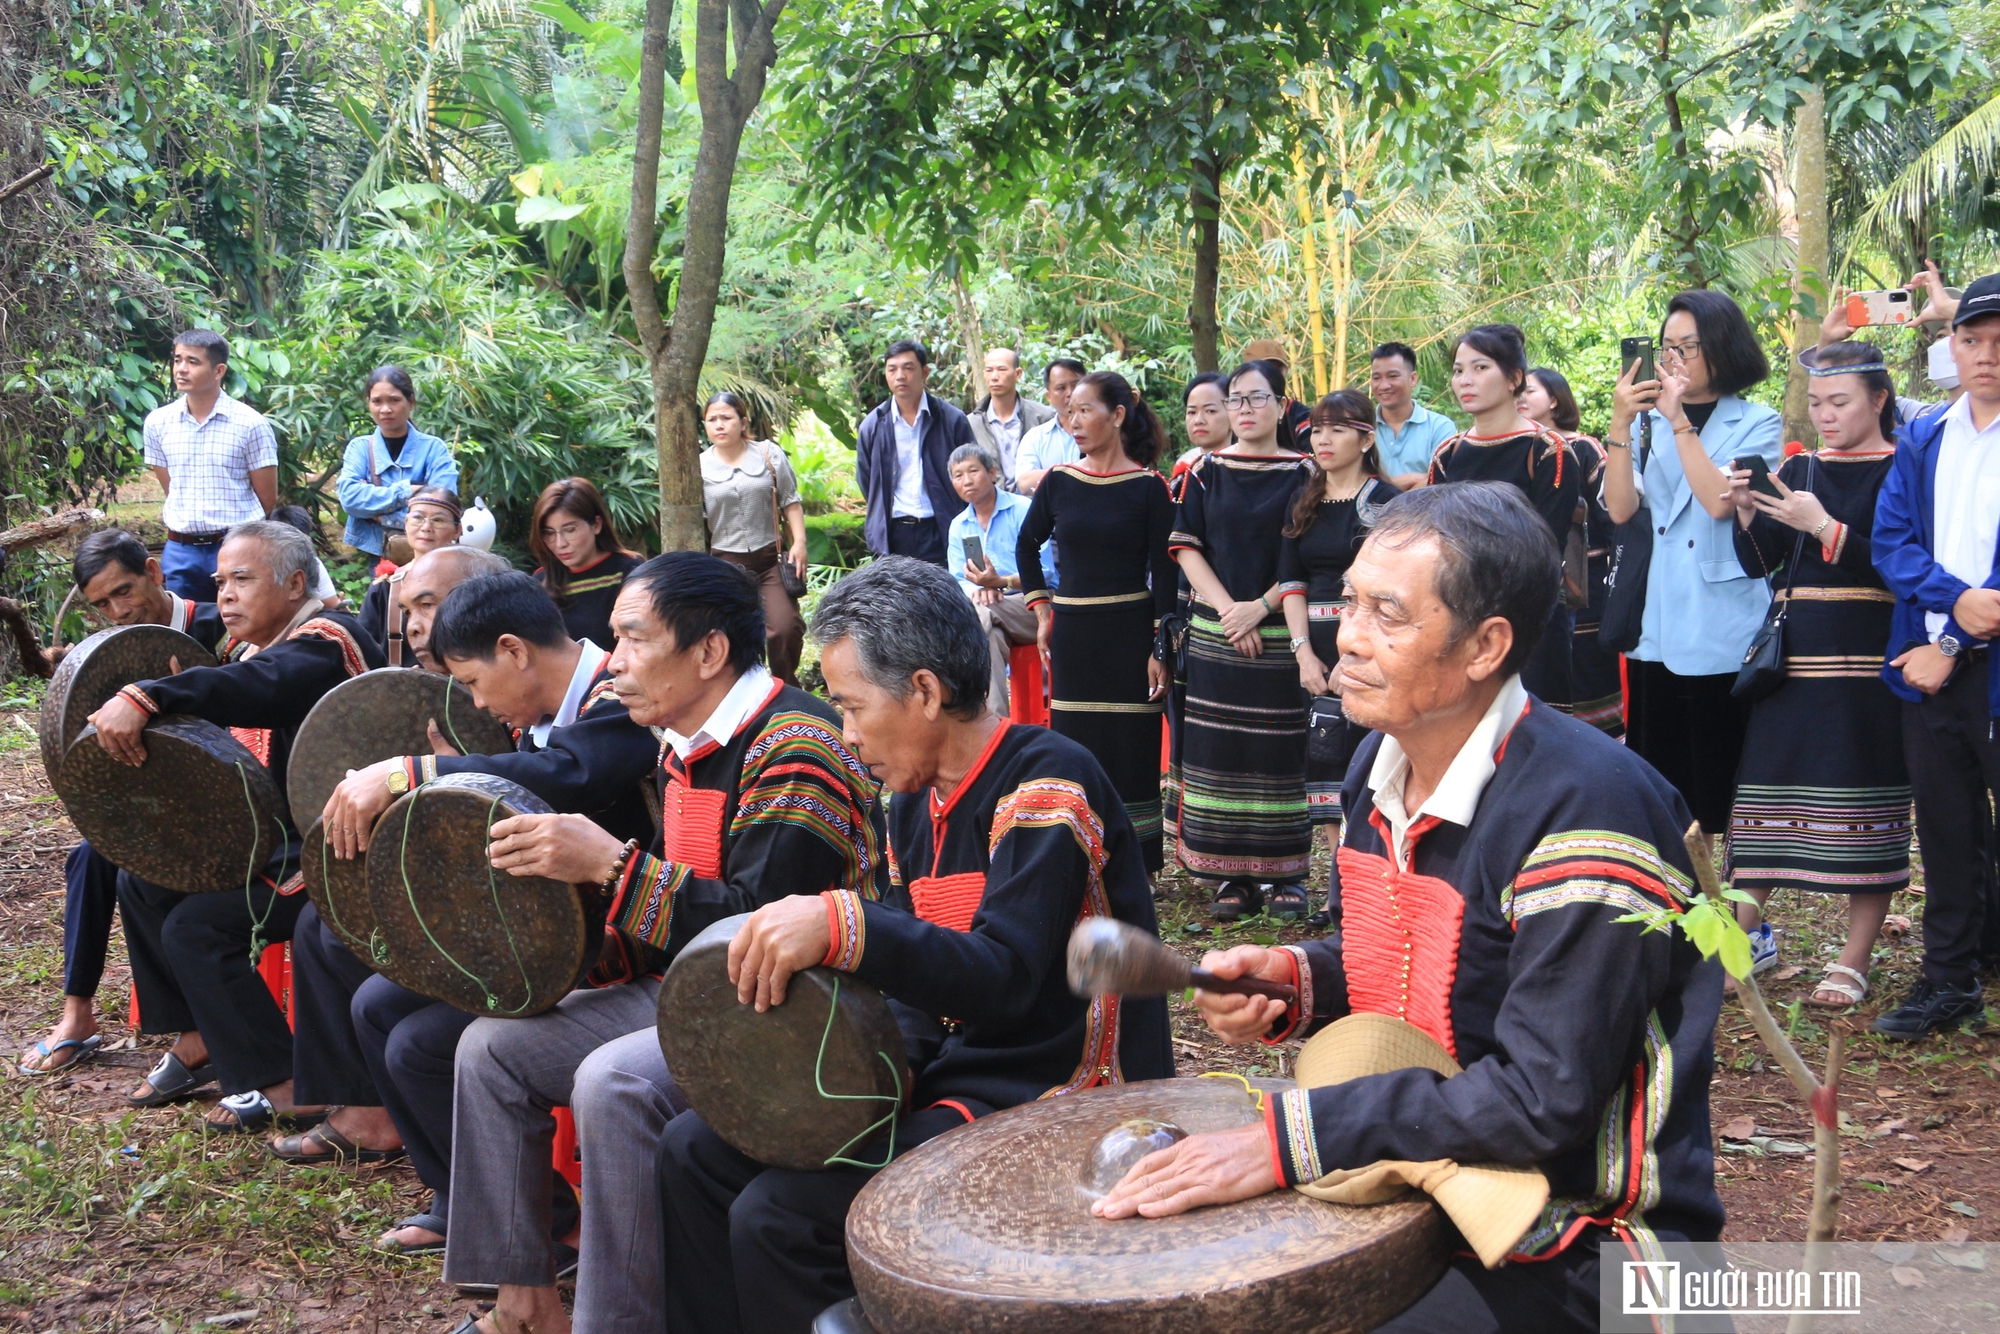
143, 393, 278, 534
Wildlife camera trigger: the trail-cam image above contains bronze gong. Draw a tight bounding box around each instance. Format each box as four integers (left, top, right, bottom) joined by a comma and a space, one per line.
40, 625, 218, 786
659, 913, 909, 1173
285, 667, 513, 835
302, 815, 382, 962
59, 719, 289, 894
365, 772, 602, 1016
846, 1079, 1448, 1334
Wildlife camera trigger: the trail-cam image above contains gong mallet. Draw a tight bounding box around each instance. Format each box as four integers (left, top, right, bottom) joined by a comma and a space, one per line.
1066, 918, 1297, 1003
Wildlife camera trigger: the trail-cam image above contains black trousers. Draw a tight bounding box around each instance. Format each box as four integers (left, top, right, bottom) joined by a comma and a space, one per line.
353, 973, 472, 1215
116, 871, 305, 1094
1624, 660, 1750, 836
657, 1104, 980, 1334
290, 903, 381, 1106
1904, 653, 2000, 989
885, 516, 946, 567
62, 842, 121, 998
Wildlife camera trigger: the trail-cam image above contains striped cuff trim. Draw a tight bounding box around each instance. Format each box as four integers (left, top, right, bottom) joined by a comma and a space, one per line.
1273, 1086, 1324, 1186
118, 685, 159, 716
821, 889, 866, 971
1260, 944, 1312, 1045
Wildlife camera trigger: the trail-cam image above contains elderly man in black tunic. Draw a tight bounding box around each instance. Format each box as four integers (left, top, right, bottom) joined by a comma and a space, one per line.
89, 519, 384, 1131
653, 556, 1174, 1334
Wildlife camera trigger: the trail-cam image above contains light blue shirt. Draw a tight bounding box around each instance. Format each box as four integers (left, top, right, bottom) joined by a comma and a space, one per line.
337, 425, 460, 556
891, 402, 932, 518
1018, 415, 1080, 479
1376, 401, 1460, 477
947, 489, 1057, 594
1626, 396, 1784, 676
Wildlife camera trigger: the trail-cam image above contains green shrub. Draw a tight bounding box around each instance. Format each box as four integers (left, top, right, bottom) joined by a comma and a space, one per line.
804, 512, 868, 571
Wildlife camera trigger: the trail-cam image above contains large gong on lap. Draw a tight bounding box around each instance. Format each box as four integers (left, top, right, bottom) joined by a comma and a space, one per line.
60, 718, 289, 894
40, 625, 218, 784
286, 668, 513, 834
366, 773, 601, 1016
847, 1079, 1447, 1334
303, 816, 382, 961
660, 914, 909, 1172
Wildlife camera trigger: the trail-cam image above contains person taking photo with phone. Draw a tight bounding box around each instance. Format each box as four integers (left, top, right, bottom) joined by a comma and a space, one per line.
1724, 341, 1909, 1011
1603, 290, 1784, 931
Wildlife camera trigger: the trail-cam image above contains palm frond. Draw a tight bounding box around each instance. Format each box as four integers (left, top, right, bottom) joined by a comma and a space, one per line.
1856, 93, 2000, 245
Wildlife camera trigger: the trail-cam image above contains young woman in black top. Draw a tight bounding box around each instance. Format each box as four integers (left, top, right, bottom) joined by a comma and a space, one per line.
531, 478, 645, 650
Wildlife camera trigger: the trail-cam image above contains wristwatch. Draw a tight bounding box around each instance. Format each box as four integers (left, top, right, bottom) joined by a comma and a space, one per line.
1289, 636, 1310, 654
1939, 634, 1963, 658
386, 764, 411, 795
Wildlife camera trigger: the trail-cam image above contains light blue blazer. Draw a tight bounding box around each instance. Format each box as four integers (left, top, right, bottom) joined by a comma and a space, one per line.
336, 425, 460, 555
1629, 395, 1784, 676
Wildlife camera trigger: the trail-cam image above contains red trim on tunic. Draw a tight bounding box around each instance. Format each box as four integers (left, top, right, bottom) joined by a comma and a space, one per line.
928, 1099, 977, 1123
660, 772, 727, 880
926, 719, 1012, 878
1336, 843, 1464, 1058
909, 872, 987, 933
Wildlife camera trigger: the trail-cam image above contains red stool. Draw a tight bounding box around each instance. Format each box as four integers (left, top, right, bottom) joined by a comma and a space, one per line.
552, 1106, 584, 1189
128, 941, 293, 1030
1007, 644, 1048, 727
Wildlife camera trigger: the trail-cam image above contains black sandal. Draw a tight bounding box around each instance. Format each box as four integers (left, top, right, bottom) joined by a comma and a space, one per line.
271, 1120, 406, 1166
203, 1090, 327, 1136
378, 1213, 448, 1256
127, 1051, 217, 1108
1266, 883, 1311, 921
1211, 881, 1263, 922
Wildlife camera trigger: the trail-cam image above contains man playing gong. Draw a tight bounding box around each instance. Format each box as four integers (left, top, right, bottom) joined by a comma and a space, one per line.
89, 520, 384, 1131
652, 556, 1174, 1334
21, 529, 226, 1077
1094, 484, 1724, 1332
440, 552, 885, 1334
293, 567, 660, 1258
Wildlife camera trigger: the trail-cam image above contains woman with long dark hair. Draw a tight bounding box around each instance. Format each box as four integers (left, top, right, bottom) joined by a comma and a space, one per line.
1170, 360, 1314, 918
1726, 341, 1909, 1006
1017, 371, 1177, 871
1520, 365, 1622, 735
700, 391, 807, 685
1426, 325, 1580, 709
530, 478, 644, 650
1277, 390, 1398, 920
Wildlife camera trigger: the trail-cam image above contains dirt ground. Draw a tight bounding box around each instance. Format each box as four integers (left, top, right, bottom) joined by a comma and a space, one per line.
0, 686, 1994, 1330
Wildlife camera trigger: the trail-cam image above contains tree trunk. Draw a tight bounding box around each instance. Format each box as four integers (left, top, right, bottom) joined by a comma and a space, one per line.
1659, 24, 1708, 289
622, 0, 787, 551
1783, 84, 1829, 450
952, 272, 986, 410
1188, 156, 1224, 373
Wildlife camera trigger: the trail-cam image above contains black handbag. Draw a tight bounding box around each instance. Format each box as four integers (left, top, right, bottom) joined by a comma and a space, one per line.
1306, 694, 1350, 764
1598, 431, 1653, 654
1731, 457, 1814, 704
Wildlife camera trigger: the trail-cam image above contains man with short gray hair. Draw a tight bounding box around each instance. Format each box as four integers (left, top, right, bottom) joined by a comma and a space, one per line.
945, 442, 1053, 711
652, 555, 1173, 1333
89, 519, 383, 1132
1093, 483, 1724, 1330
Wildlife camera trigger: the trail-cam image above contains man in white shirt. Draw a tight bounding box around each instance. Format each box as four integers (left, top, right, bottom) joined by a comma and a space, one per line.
143, 330, 279, 601
854, 340, 975, 564
1873, 271, 2000, 1040
1015, 357, 1087, 494
966, 348, 1056, 489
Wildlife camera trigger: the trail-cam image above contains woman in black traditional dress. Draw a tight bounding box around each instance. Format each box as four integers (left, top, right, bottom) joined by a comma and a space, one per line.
1427, 324, 1580, 708
530, 477, 645, 650
1018, 371, 1176, 871
1171, 361, 1313, 919
1521, 366, 1623, 734
1726, 340, 1910, 1010
1277, 390, 1398, 923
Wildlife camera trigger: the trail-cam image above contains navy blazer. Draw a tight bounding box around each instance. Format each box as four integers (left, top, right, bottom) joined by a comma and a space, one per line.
854, 392, 975, 556
1873, 402, 2000, 713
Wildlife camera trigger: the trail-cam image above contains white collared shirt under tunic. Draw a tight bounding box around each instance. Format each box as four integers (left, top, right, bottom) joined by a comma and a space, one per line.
1365, 674, 1529, 869
700, 443, 802, 554
891, 403, 933, 519
1926, 394, 2000, 642
143, 392, 280, 533
529, 639, 610, 748
983, 401, 1026, 481
660, 664, 775, 762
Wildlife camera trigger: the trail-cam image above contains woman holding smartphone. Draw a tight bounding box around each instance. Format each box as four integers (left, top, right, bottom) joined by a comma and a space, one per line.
1277, 390, 1397, 924
1603, 291, 1784, 960
1725, 341, 1908, 1007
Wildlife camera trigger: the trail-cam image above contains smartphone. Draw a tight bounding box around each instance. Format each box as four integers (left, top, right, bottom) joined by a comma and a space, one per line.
963, 535, 985, 570
1620, 336, 1655, 384
1734, 454, 1782, 501
1845, 289, 1914, 327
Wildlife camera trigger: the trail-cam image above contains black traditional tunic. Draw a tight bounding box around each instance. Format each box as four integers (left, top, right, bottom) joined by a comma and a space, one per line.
1275, 476, 1399, 825
1169, 450, 1314, 882
1567, 435, 1625, 736
538, 550, 645, 651
1017, 465, 1176, 871
164, 592, 228, 656
1428, 427, 1582, 709
1729, 447, 1909, 894
1266, 695, 1723, 1261
605, 680, 885, 961
358, 572, 409, 665
820, 720, 1173, 1110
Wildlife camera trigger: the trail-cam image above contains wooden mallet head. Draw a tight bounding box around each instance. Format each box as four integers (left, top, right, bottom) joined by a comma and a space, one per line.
1066, 919, 1297, 1003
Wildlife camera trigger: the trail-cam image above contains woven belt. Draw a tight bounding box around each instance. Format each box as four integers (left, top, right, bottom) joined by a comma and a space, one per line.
1774, 586, 1895, 603
1052, 590, 1151, 606
1306, 601, 1344, 621
166, 529, 226, 544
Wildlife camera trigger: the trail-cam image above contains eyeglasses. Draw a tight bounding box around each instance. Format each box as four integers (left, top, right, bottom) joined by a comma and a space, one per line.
1226, 392, 1279, 410
1662, 339, 1703, 361
407, 511, 458, 532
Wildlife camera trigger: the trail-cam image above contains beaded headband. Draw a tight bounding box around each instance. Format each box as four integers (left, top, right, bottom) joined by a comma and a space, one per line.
1799, 349, 1887, 378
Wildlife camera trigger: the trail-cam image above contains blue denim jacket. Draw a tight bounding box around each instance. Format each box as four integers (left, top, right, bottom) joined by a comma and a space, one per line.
337, 426, 460, 555
1628, 396, 1784, 676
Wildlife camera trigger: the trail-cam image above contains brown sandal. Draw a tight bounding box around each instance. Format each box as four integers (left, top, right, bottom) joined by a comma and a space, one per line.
269, 1119, 405, 1165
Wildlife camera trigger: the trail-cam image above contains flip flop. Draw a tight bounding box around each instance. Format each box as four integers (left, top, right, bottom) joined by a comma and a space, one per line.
270, 1120, 406, 1166
203, 1090, 327, 1136
377, 1213, 448, 1256
127, 1051, 217, 1107
20, 1034, 100, 1076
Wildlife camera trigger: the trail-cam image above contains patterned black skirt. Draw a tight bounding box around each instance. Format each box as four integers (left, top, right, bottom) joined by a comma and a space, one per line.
1050, 603, 1164, 871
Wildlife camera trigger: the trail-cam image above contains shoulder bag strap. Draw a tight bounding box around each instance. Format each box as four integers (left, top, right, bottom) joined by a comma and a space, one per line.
759, 444, 784, 552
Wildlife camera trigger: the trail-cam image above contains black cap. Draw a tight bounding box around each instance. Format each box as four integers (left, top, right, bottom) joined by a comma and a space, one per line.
1954, 273, 2000, 328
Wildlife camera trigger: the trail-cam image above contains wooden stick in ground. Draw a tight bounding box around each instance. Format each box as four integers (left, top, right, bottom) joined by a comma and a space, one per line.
1681, 824, 1844, 1331
0, 507, 101, 553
